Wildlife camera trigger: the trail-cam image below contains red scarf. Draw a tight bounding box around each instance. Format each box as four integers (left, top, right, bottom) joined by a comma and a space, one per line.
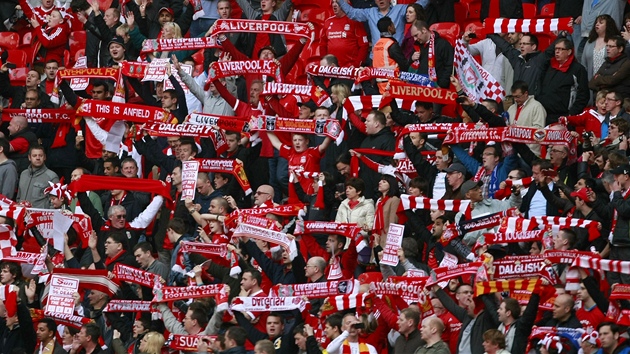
68, 175, 173, 208
550, 54, 574, 73
105, 250, 125, 266
374, 196, 390, 233
427, 33, 437, 82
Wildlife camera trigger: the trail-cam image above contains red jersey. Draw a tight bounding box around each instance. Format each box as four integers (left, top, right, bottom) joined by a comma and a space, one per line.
279, 145, 322, 194
438, 311, 461, 354
322, 16, 369, 68
576, 302, 606, 332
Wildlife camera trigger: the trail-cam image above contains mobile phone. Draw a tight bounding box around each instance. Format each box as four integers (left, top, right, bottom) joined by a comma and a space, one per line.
455, 96, 467, 104
352, 323, 365, 329
77, 130, 83, 137
5, 63, 16, 69
468, 33, 477, 39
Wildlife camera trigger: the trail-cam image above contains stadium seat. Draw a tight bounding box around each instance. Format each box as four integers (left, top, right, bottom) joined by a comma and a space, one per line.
537, 33, 554, 52
454, 2, 468, 25
464, 21, 485, 43
69, 31, 87, 61
299, 7, 329, 23
0, 32, 19, 49
6, 49, 27, 68
9, 67, 27, 85
20, 32, 32, 47
430, 22, 461, 47
467, 1, 481, 21
523, 3, 536, 19
539, 3, 555, 17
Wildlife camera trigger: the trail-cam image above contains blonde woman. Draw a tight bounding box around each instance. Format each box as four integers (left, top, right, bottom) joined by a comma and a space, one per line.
127, 11, 194, 62
138, 332, 165, 354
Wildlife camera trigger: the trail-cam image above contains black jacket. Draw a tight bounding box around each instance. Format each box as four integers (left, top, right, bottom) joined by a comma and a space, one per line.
538, 56, 589, 117
489, 34, 554, 95
610, 189, 630, 246
84, 10, 121, 68
436, 289, 498, 354
413, 31, 453, 89
235, 309, 301, 354
358, 127, 396, 199
424, 0, 455, 25
0, 71, 54, 108
589, 54, 630, 98
0, 302, 36, 354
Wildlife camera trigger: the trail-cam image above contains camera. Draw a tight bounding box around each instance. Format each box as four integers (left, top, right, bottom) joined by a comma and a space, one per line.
468, 33, 477, 39
455, 96, 467, 104
351, 323, 365, 329
582, 131, 592, 140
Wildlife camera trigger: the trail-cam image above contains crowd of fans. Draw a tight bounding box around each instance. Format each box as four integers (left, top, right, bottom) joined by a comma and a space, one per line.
3, 0, 630, 354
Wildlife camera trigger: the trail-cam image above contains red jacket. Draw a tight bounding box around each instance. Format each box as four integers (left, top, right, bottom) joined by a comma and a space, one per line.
301, 233, 358, 280
34, 22, 70, 64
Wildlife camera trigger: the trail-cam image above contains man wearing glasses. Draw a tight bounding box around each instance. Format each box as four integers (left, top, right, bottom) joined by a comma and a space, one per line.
538, 38, 589, 125
589, 36, 630, 100
506, 80, 547, 156
253, 185, 275, 208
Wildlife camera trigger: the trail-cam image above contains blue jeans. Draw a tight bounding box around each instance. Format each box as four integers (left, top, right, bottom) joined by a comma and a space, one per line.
268, 149, 288, 203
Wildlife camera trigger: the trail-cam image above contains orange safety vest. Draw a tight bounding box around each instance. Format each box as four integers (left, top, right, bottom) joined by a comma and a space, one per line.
372, 37, 397, 93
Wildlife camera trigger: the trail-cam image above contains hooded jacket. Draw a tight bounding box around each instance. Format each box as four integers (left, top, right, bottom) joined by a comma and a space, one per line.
0, 159, 18, 199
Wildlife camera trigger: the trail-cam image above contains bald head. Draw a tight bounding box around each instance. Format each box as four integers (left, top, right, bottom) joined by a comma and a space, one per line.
305, 257, 326, 280
552, 293, 574, 321
254, 185, 274, 206
8, 116, 27, 136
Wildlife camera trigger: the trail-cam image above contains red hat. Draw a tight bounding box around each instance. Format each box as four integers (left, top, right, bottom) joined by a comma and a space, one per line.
159, 7, 174, 17
570, 187, 589, 201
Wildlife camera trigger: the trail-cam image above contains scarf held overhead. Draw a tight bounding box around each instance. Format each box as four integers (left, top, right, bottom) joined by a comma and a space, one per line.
68, 175, 173, 207
484, 17, 574, 35
1, 109, 75, 123
141, 36, 219, 54
249, 115, 342, 140
76, 99, 171, 124
197, 158, 252, 195
211, 19, 313, 40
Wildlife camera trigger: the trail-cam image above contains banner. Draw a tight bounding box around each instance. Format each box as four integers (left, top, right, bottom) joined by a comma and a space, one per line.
186, 113, 249, 132
306, 64, 358, 80
443, 126, 576, 149
143, 122, 221, 138
248, 116, 342, 140
196, 159, 252, 195
76, 99, 171, 123
155, 284, 225, 302
57, 67, 119, 81
380, 223, 405, 267
262, 82, 330, 106
208, 60, 280, 81
181, 161, 199, 200
428, 262, 483, 286
272, 279, 357, 298
389, 81, 457, 105
232, 222, 291, 249
25, 210, 93, 250
1, 109, 74, 123
454, 39, 505, 103
369, 280, 426, 303
45, 275, 79, 316
142, 58, 170, 81
355, 67, 398, 83
179, 241, 228, 258
212, 19, 312, 39
293, 221, 362, 239
169, 334, 218, 351
103, 300, 152, 312
141, 36, 219, 54
113, 264, 158, 288
32, 309, 93, 329
230, 296, 308, 312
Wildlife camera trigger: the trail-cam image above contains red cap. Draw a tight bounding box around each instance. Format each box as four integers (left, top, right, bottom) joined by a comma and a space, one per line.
570, 187, 589, 201
159, 7, 174, 17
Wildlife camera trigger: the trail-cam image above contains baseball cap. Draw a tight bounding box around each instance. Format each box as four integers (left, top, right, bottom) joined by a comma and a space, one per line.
445, 162, 466, 174
108, 36, 125, 48
570, 187, 589, 201
298, 100, 318, 112
611, 164, 630, 175
159, 7, 175, 17
460, 180, 482, 196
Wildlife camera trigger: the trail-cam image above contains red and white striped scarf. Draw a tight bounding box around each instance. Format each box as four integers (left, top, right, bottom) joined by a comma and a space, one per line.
399, 195, 471, 214
532, 216, 601, 241
427, 262, 483, 286
483, 17, 574, 35
427, 33, 437, 82
572, 256, 630, 275
498, 217, 539, 234
320, 293, 368, 317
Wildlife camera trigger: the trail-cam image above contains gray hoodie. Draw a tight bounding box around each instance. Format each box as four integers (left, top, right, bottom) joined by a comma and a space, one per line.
0, 159, 18, 199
